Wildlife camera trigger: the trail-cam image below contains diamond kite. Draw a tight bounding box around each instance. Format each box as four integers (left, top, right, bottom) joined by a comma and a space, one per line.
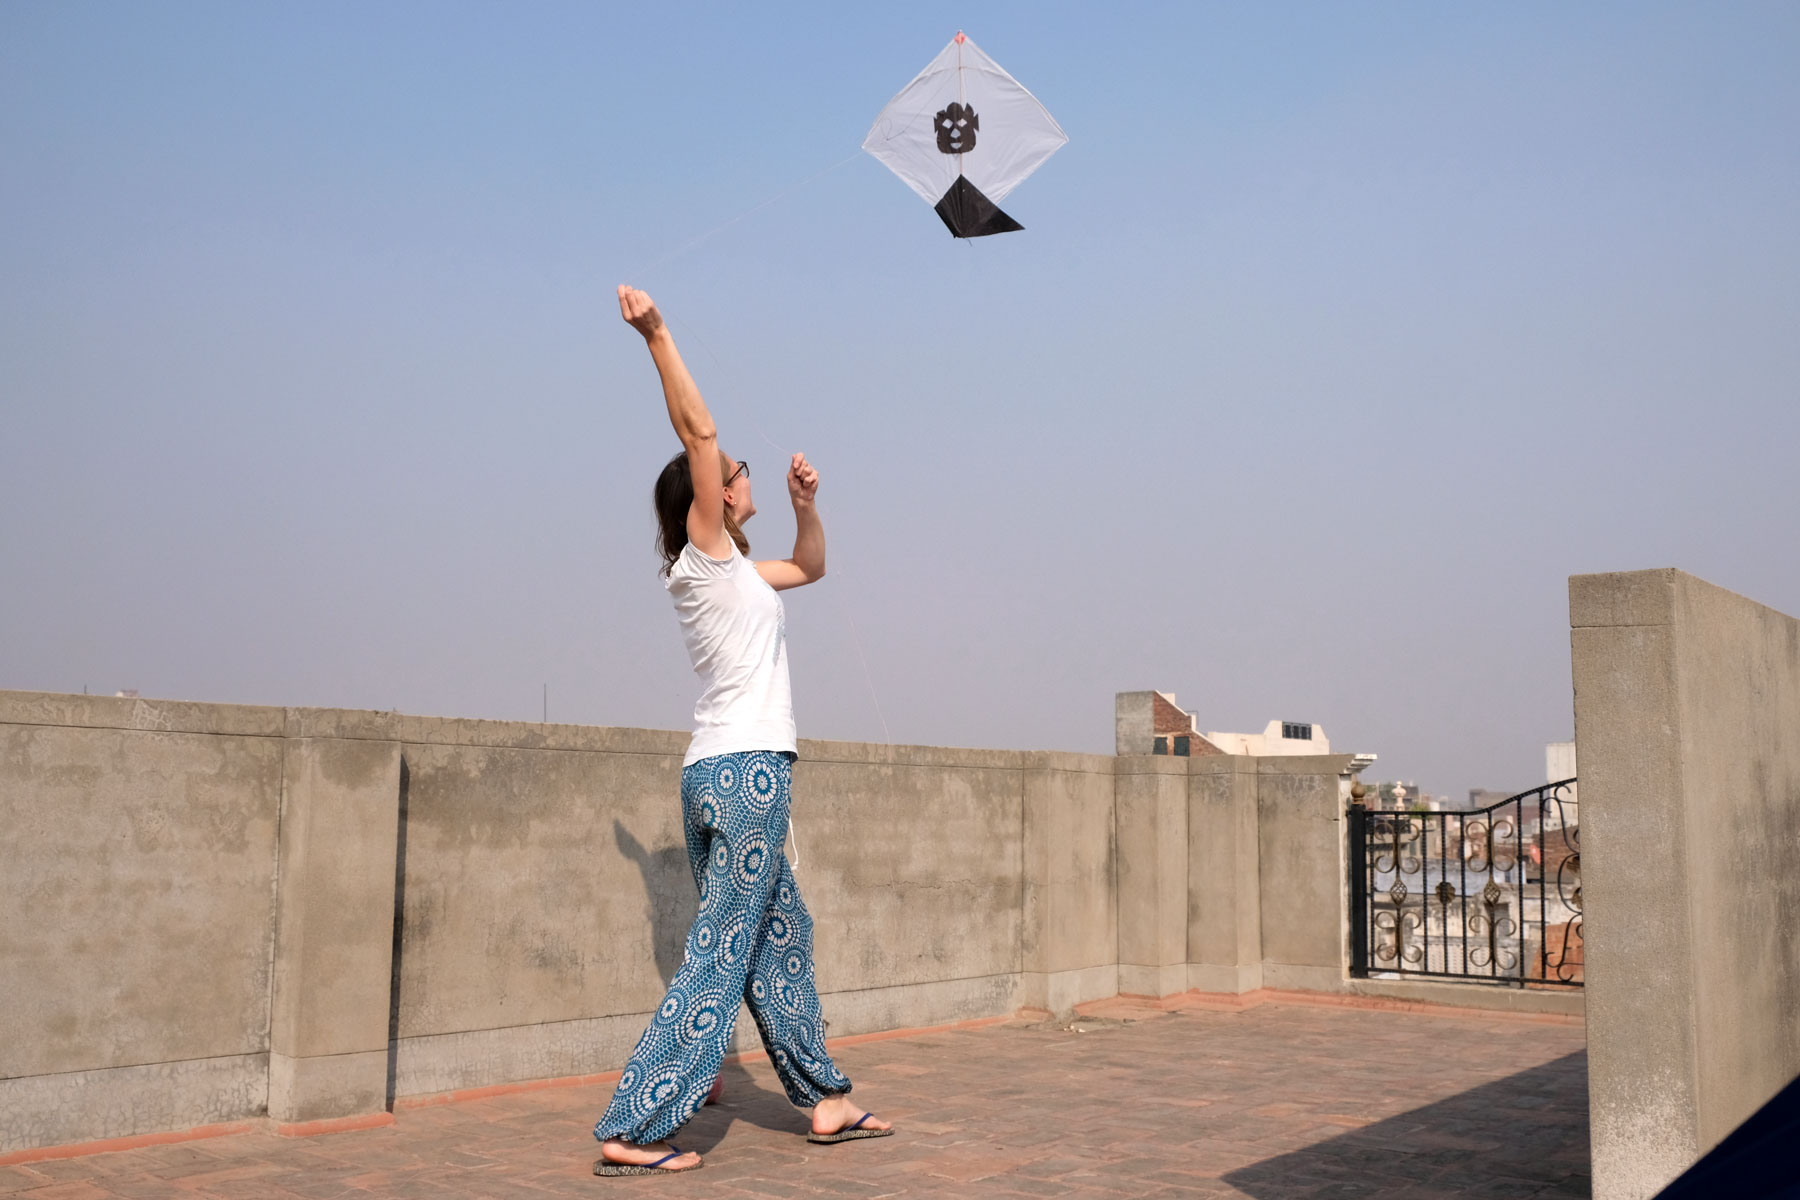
862, 32, 1068, 238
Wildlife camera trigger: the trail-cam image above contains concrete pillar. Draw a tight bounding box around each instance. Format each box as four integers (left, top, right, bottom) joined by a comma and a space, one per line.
1186, 756, 1262, 993
1114, 757, 1188, 997
1254, 756, 1355, 992
1020, 755, 1119, 1016
1113, 691, 1157, 757
268, 738, 403, 1126
1571, 569, 1800, 1200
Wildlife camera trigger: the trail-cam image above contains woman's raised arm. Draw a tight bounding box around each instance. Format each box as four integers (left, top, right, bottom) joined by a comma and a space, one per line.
619, 284, 728, 558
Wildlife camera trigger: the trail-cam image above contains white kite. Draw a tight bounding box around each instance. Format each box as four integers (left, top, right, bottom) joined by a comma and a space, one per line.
862, 32, 1068, 237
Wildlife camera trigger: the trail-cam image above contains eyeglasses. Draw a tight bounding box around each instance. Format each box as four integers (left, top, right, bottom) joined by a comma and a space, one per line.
724, 460, 749, 485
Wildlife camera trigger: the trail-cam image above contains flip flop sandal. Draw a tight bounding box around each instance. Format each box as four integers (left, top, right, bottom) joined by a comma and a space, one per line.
808, 1112, 894, 1144
593, 1145, 702, 1176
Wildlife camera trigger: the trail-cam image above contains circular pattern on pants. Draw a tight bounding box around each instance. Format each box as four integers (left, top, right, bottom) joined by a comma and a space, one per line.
710, 758, 737, 796
679, 989, 727, 1044
596, 751, 855, 1144
734, 831, 768, 887
718, 914, 749, 967
635, 1065, 684, 1113
746, 759, 777, 811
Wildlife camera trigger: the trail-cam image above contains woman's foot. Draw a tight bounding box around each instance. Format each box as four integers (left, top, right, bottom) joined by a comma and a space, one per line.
810, 1094, 893, 1138
597, 1138, 701, 1172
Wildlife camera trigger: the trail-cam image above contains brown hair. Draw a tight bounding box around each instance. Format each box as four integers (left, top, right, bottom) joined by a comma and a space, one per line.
653, 449, 749, 576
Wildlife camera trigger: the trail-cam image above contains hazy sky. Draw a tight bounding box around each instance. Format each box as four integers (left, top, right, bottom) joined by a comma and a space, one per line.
4, 3, 1797, 799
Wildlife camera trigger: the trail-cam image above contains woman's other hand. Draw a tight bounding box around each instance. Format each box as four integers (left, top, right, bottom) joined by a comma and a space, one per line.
787, 452, 819, 506
618, 284, 666, 339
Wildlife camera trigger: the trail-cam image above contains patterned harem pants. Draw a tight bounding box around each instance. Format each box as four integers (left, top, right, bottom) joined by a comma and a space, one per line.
594, 750, 851, 1145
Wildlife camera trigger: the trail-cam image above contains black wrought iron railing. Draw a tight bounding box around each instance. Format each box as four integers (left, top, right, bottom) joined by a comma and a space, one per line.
1349, 779, 1581, 987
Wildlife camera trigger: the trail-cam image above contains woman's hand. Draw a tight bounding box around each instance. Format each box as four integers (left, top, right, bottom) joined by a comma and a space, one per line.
617, 284, 665, 340
757, 452, 826, 590
787, 452, 820, 507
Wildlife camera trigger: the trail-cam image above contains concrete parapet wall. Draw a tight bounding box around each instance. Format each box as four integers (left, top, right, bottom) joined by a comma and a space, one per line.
0, 690, 1124, 1154
1571, 569, 1800, 1200
1, 686, 1573, 1158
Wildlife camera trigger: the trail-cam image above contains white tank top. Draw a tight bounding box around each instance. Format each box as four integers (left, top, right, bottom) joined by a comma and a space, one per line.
666, 540, 797, 767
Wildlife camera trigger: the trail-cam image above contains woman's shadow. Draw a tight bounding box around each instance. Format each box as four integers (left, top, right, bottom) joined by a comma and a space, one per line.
612, 819, 807, 1149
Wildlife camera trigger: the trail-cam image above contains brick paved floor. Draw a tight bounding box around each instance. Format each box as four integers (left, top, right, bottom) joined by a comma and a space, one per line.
1, 994, 1589, 1199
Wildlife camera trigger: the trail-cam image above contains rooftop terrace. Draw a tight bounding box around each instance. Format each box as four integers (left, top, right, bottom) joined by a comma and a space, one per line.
2, 992, 1589, 1199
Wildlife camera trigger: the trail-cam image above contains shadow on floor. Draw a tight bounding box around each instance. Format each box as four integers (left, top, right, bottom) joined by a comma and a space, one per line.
666, 1058, 814, 1152
1222, 1050, 1591, 1200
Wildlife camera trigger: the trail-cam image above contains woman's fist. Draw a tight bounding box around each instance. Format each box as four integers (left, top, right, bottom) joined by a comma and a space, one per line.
787, 452, 820, 505
617, 284, 664, 339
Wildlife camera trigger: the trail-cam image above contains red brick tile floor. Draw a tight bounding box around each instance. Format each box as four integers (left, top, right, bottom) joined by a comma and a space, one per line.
1, 994, 1590, 1199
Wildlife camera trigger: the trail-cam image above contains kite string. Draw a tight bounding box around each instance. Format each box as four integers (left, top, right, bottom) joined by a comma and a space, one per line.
619, 144, 896, 867
622, 148, 865, 284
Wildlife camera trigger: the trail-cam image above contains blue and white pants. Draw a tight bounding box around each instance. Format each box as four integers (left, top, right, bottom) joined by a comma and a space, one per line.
594, 750, 851, 1145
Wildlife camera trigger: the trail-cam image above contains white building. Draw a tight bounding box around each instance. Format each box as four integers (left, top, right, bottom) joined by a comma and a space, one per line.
1203, 719, 1330, 757
1543, 741, 1578, 830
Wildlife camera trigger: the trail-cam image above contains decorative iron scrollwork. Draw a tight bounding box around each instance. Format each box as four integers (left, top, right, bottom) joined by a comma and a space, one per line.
1373, 907, 1424, 966
1468, 883, 1518, 973
1372, 815, 1421, 876
1352, 777, 1579, 988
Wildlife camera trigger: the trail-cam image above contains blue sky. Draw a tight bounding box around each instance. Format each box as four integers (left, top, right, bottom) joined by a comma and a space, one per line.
4, 2, 1797, 797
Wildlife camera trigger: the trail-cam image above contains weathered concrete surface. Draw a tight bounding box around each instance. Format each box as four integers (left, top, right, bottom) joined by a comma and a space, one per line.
0, 1054, 268, 1154
0, 703, 282, 1153
268, 738, 403, 1122
1114, 756, 1188, 997
1187, 755, 1262, 994
1256, 755, 1357, 992
393, 737, 688, 1039
1347, 977, 1586, 1017
1020, 755, 1117, 1014
1112, 690, 1157, 757
1572, 569, 1800, 1200
795, 745, 1025, 997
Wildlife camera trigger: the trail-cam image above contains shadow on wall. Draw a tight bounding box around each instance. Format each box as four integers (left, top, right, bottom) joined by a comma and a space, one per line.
614, 818, 700, 987
384, 757, 411, 1111
1222, 1050, 1591, 1199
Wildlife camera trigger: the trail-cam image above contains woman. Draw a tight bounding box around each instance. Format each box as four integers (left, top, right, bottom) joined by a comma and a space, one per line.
594, 285, 893, 1177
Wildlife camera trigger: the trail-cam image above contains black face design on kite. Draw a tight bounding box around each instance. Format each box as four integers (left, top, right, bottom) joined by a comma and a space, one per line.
935, 102, 978, 155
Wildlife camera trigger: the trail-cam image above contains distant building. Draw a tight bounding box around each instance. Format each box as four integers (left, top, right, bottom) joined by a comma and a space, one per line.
1115, 691, 1226, 756
1367, 780, 1441, 811
1114, 692, 1341, 760
1544, 741, 1577, 830
1203, 719, 1330, 757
